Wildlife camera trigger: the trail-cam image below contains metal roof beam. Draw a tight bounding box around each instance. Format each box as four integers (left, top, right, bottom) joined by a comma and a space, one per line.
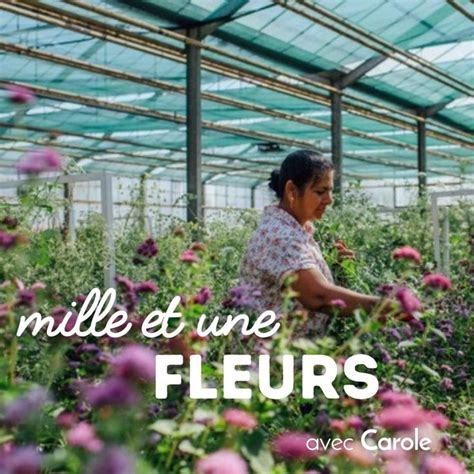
336, 56, 386, 89
5, 0, 472, 144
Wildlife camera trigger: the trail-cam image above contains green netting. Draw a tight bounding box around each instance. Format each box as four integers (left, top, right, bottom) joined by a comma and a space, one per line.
0, 0, 472, 185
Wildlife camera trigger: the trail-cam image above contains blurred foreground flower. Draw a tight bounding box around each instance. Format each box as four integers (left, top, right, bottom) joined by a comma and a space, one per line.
67, 422, 103, 452
196, 449, 248, 474
112, 345, 156, 383
180, 249, 200, 263
86, 447, 136, 474
395, 287, 422, 315
272, 432, 319, 461
17, 149, 62, 174
422, 453, 467, 474
6, 84, 35, 104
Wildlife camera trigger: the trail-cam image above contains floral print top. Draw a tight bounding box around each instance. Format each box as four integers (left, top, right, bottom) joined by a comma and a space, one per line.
240, 204, 334, 334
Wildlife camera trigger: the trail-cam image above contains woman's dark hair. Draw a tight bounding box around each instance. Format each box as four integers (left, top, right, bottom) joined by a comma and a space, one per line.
269, 149, 334, 199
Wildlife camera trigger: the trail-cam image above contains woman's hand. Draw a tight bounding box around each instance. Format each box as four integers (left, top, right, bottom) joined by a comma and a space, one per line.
334, 239, 355, 261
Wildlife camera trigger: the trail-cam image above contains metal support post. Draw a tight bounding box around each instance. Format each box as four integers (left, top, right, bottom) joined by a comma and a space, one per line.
138, 174, 146, 233
417, 120, 427, 197
331, 91, 343, 196
250, 184, 257, 209
442, 207, 450, 274
100, 173, 116, 289
63, 181, 76, 243
186, 28, 203, 222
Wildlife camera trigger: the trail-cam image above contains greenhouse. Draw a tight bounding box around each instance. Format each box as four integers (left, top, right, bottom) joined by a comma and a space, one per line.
0, 1, 472, 473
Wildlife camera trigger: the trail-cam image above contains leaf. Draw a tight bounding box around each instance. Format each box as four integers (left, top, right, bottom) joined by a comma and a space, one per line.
420, 364, 441, 380
430, 327, 447, 343
242, 430, 274, 474
178, 422, 206, 437
397, 340, 416, 349
149, 419, 177, 436
179, 439, 205, 457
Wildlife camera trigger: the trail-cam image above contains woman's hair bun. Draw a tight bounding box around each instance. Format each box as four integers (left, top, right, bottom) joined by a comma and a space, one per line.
269, 169, 280, 194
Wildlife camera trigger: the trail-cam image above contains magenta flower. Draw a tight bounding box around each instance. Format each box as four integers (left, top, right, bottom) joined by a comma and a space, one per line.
392, 246, 421, 264
223, 408, 257, 430
196, 449, 248, 474
395, 287, 421, 314
330, 299, 347, 309
329, 419, 347, 433
112, 345, 155, 383
422, 454, 466, 474
85, 377, 139, 407
17, 149, 63, 174
67, 422, 103, 452
134, 281, 158, 294
272, 432, 320, 461
136, 238, 158, 258
1, 216, 19, 229
15, 289, 35, 308
423, 273, 452, 290
193, 286, 212, 305
6, 84, 35, 104
115, 275, 135, 292
85, 447, 135, 474
56, 411, 77, 429
0, 230, 18, 249
441, 377, 454, 390
375, 405, 426, 431
180, 249, 200, 263
346, 415, 364, 430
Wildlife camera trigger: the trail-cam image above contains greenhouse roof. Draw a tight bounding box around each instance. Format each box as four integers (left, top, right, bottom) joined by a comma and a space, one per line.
0, 0, 473, 186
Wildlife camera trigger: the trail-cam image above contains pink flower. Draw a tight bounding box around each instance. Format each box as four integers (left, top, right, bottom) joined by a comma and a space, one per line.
17, 149, 63, 174
423, 273, 452, 290
272, 432, 319, 461
223, 409, 257, 430
385, 459, 417, 474
330, 419, 347, 433
395, 287, 422, 314
423, 410, 449, 430
0, 230, 18, 249
66, 422, 103, 452
56, 411, 77, 429
2, 446, 42, 474
193, 286, 212, 305
392, 246, 421, 264
180, 249, 200, 263
112, 345, 155, 383
346, 415, 364, 430
422, 454, 466, 474
378, 390, 417, 407
375, 405, 426, 431
6, 84, 35, 104
330, 299, 347, 309
196, 449, 248, 474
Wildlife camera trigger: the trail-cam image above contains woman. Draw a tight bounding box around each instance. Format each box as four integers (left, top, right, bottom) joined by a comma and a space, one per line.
240, 150, 382, 333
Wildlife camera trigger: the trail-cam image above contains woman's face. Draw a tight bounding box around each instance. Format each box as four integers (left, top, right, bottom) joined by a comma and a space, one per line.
292, 170, 334, 223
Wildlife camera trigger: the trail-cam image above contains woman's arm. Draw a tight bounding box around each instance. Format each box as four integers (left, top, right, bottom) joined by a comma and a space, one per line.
290, 267, 379, 315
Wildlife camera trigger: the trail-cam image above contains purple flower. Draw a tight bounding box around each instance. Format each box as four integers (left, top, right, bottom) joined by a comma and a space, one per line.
441, 378, 454, 390
67, 422, 103, 452
86, 447, 136, 474
193, 286, 212, 305
376, 283, 396, 296
115, 275, 135, 293
374, 342, 391, 363
17, 149, 63, 174
272, 432, 320, 461
15, 289, 35, 308
0, 230, 18, 249
85, 377, 139, 407
112, 345, 155, 383
3, 446, 41, 474
6, 84, 35, 104
196, 449, 248, 474
223, 284, 261, 310
346, 415, 364, 430
396, 287, 422, 314
2, 388, 49, 426
136, 238, 158, 258
387, 328, 402, 342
